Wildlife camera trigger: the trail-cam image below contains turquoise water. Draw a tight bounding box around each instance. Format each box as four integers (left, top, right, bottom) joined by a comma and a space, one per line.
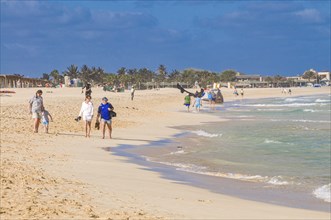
145, 94, 331, 203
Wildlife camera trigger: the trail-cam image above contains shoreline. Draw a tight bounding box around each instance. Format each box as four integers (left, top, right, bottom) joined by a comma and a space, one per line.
113, 127, 330, 212
1, 87, 330, 219
110, 93, 331, 213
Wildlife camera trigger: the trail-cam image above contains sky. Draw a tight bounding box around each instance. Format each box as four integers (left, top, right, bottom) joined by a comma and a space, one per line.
1, 0, 330, 78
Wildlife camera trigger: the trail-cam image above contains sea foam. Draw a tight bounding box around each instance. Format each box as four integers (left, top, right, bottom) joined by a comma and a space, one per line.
267, 176, 289, 185
191, 130, 222, 138
264, 139, 282, 144
315, 99, 330, 103
313, 184, 331, 203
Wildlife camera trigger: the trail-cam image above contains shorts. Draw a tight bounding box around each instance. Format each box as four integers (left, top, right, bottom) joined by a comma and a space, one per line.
195, 104, 201, 108
101, 118, 112, 124
32, 112, 42, 119
184, 103, 190, 107
212, 98, 216, 101
42, 120, 49, 125
83, 115, 93, 121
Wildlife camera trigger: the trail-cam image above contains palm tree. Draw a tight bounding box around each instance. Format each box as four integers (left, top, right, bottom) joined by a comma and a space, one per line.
79, 65, 92, 84
117, 67, 126, 76
41, 73, 50, 81
168, 69, 181, 82
302, 69, 317, 82
89, 66, 105, 84
50, 69, 60, 84
64, 64, 79, 79
157, 64, 167, 82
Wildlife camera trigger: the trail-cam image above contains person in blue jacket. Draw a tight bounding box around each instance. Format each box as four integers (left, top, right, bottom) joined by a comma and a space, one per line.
96, 97, 114, 139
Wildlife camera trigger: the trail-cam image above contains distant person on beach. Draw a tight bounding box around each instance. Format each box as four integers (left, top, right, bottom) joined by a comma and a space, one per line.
207, 90, 213, 106
131, 86, 135, 101
29, 90, 44, 133
216, 88, 224, 103
240, 88, 244, 98
194, 81, 199, 89
211, 90, 216, 109
78, 95, 94, 138
184, 94, 191, 112
192, 95, 202, 112
96, 97, 114, 139
82, 82, 92, 97
233, 88, 239, 96
41, 108, 53, 133
288, 88, 292, 95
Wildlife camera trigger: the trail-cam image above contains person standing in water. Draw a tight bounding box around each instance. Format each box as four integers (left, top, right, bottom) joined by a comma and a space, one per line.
184, 93, 191, 112
192, 95, 202, 112
240, 88, 244, 99
29, 90, 44, 133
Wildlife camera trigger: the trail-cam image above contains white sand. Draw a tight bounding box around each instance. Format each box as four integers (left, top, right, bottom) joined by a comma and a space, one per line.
1, 86, 330, 219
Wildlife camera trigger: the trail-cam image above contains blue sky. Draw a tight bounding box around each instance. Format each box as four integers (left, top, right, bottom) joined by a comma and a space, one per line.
1, 0, 330, 78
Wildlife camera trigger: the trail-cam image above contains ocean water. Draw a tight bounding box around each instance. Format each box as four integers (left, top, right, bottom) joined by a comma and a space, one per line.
140, 94, 331, 204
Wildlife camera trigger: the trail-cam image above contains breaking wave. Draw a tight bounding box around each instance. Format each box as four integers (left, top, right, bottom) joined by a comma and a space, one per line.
191, 130, 222, 138
313, 184, 331, 203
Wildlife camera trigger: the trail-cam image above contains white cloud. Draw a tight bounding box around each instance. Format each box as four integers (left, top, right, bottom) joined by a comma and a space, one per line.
3, 43, 38, 56
294, 9, 323, 23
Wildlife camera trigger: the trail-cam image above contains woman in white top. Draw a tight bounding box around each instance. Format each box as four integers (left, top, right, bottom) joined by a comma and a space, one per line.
78, 95, 94, 137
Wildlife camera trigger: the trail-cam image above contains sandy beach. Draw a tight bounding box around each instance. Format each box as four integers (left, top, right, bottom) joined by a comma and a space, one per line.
1, 86, 330, 219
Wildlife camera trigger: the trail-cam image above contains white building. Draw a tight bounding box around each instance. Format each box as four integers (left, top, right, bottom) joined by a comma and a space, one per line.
318, 71, 330, 81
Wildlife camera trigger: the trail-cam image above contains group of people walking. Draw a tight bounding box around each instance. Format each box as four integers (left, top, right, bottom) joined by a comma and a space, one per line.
28, 88, 114, 139
29, 90, 53, 133
78, 95, 114, 138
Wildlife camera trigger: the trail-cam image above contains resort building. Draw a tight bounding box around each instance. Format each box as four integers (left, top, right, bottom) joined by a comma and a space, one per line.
318, 71, 330, 81
234, 73, 268, 88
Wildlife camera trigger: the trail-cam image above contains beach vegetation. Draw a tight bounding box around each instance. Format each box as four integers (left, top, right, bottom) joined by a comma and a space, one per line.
157, 64, 167, 82
50, 69, 62, 84
41, 73, 50, 81
303, 70, 317, 82
220, 70, 237, 82
64, 64, 79, 79
38, 64, 326, 89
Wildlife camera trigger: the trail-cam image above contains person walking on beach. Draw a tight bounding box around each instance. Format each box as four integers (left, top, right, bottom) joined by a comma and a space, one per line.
82, 82, 92, 97
130, 86, 135, 101
78, 95, 94, 138
207, 90, 213, 106
41, 108, 53, 133
211, 90, 216, 110
192, 95, 202, 112
29, 90, 44, 133
216, 88, 224, 104
184, 93, 191, 112
233, 88, 239, 96
96, 97, 114, 139
288, 88, 292, 95
240, 88, 244, 99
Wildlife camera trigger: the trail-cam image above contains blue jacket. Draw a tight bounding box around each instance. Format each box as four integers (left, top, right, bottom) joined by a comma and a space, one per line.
98, 103, 113, 120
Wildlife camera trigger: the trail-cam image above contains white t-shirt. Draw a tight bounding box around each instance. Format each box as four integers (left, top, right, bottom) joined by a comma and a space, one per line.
79, 101, 94, 117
